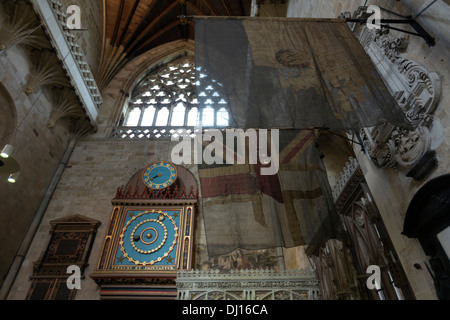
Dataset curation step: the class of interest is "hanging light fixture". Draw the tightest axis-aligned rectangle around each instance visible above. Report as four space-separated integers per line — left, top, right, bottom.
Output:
8 172 20 184
1 144 14 158
0 145 20 182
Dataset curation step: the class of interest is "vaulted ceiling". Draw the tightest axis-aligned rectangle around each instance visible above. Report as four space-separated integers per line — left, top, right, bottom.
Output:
97 0 251 90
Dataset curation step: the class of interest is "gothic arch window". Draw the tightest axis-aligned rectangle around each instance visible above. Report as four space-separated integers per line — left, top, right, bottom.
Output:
122 57 229 134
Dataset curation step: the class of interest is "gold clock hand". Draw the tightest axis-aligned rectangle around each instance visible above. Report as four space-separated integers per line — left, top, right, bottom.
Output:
150 172 163 181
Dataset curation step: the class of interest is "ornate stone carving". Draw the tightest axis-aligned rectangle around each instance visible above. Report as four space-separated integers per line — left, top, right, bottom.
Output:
0 1 49 52
176 269 320 300
23 49 69 95
48 87 85 128
332 157 360 201
360 123 432 170
72 117 96 139
347 8 441 175
388 126 431 168
315 157 415 299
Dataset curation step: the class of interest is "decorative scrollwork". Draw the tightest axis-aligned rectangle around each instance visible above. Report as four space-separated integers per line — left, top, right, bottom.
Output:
349 12 441 175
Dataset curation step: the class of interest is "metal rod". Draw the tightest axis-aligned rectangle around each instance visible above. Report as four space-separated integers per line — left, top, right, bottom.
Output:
379 24 424 37
345 17 435 47
345 18 415 24
314 127 364 148
414 0 438 18
379 7 410 18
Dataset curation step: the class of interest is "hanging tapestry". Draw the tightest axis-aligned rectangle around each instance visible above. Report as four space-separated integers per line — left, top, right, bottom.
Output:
198 129 343 256
195 17 410 130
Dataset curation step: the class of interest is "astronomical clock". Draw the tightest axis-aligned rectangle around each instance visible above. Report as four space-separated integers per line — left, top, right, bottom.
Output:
90 162 197 300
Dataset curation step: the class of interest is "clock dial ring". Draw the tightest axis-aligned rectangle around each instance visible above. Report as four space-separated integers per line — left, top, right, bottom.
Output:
142 161 178 190
130 219 167 254
140 227 158 245
119 210 179 266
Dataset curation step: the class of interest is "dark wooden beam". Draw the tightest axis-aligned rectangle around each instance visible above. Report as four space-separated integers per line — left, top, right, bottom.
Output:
139 1 178 41
238 0 246 16
124 0 163 49
185 1 207 16
220 0 233 15
111 0 125 46
134 20 181 54
202 0 220 15
117 0 141 46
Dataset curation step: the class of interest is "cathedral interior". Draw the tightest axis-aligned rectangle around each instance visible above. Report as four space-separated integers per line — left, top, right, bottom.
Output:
0 0 449 301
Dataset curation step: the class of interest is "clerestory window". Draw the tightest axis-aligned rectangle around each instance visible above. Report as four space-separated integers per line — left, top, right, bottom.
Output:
122 57 229 133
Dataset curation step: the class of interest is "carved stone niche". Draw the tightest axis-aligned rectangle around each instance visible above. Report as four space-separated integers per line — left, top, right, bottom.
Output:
346 7 442 179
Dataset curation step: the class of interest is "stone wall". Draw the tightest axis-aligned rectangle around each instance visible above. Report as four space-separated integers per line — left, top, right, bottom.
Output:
0 25 72 290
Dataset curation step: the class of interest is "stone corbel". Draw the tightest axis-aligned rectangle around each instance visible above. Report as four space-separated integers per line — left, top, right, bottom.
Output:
0 1 49 53
23 49 69 95
72 117 96 139
47 87 85 128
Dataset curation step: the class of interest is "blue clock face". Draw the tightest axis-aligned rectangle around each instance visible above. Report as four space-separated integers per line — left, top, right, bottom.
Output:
143 161 177 190
115 209 181 267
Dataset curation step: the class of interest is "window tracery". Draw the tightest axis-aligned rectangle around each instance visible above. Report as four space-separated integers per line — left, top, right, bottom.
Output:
122 57 229 134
